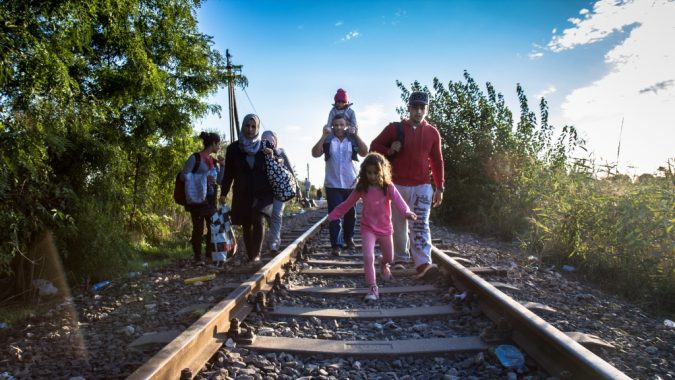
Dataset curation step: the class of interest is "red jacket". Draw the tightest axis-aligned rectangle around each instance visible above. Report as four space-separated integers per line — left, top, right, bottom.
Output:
370 120 444 189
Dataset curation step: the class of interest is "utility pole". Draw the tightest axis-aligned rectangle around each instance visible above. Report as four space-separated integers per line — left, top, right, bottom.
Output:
225 49 243 144
616 117 624 168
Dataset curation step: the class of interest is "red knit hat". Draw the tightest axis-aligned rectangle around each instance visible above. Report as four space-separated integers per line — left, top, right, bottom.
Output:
334 88 348 103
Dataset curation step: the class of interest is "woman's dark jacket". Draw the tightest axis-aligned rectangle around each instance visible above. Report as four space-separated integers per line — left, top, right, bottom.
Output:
220 141 273 225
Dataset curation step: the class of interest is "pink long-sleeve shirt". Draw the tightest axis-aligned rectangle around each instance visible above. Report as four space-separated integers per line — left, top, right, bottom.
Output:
328 184 411 236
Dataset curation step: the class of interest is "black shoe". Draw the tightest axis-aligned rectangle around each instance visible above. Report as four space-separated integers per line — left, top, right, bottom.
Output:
344 239 356 250
415 263 439 281
331 247 341 257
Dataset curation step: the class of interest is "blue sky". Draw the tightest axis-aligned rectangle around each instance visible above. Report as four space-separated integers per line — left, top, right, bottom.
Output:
196 0 674 185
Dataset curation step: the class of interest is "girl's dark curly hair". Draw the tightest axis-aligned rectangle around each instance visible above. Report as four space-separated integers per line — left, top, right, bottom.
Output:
355 152 392 195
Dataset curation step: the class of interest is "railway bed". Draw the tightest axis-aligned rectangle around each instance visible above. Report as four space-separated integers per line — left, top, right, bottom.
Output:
129 215 632 380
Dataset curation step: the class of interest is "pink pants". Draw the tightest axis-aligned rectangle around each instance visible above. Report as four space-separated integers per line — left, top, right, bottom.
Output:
361 229 393 286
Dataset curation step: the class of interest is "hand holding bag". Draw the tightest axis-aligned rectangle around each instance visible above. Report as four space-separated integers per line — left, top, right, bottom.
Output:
264 154 297 202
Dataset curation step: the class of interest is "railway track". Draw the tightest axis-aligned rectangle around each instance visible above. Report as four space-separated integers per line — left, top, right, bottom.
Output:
128 213 632 379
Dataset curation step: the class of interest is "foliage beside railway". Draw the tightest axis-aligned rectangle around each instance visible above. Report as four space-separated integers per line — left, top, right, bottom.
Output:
0 0 228 297
398 74 674 312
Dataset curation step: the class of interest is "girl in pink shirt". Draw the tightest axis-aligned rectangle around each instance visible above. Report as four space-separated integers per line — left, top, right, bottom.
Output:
328 153 416 301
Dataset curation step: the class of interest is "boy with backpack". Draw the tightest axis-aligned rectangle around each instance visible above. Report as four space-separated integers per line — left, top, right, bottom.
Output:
369 91 445 281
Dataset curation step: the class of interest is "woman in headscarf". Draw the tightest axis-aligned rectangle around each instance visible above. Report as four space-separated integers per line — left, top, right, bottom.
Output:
220 114 274 262
261 130 302 254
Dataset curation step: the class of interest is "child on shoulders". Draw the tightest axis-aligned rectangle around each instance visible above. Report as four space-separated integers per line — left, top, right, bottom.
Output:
327 153 416 301
324 88 358 139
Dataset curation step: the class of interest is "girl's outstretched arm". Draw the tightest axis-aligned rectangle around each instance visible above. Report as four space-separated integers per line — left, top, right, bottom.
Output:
389 185 416 220
327 190 361 221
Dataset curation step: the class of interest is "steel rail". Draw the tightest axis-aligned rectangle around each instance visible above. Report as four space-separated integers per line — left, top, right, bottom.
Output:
432 246 632 380
126 215 327 380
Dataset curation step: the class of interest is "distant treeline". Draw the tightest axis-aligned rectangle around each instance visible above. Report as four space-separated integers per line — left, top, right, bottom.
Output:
399 74 674 313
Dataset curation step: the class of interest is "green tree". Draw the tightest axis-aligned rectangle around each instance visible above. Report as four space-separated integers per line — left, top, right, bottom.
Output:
0 0 228 298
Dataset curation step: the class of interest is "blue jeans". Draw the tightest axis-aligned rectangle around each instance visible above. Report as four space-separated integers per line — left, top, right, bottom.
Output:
325 187 355 248
268 199 285 251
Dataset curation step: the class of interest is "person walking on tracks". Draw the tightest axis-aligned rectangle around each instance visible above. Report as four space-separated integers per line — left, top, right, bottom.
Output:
220 114 274 263
370 91 445 281
260 130 302 255
312 114 368 256
328 153 416 301
181 132 224 265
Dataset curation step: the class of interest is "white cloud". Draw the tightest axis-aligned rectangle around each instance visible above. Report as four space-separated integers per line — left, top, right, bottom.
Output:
357 104 387 129
528 51 544 59
549 0 675 173
341 30 360 41
536 85 557 99
335 21 343 27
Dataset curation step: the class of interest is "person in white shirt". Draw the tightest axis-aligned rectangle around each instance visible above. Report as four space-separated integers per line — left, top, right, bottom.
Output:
311 115 367 255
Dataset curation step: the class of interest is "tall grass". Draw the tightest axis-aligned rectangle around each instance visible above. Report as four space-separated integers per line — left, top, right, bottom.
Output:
522 162 674 312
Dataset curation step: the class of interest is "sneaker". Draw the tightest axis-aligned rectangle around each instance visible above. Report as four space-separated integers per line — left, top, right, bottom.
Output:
415 263 439 281
331 247 341 257
344 239 356 250
364 285 379 301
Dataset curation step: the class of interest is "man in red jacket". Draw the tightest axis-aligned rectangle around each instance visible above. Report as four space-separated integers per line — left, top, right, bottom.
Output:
370 91 444 281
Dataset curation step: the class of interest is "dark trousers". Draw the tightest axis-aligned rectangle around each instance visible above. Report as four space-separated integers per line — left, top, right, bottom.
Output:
190 210 212 260
189 194 216 260
241 209 266 260
325 187 355 248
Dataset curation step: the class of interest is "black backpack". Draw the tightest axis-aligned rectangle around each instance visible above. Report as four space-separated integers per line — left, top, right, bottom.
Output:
388 122 404 159
173 153 200 206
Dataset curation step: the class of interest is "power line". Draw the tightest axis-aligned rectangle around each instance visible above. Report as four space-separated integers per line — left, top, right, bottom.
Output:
241 87 264 130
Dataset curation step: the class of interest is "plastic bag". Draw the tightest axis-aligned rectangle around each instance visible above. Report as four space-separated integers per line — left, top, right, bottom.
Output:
495 344 525 370
210 205 237 266
185 172 207 205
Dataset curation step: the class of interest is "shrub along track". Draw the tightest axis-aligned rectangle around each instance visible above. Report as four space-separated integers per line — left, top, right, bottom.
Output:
129 216 631 380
